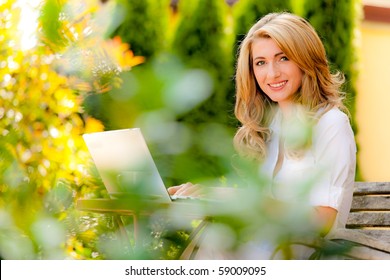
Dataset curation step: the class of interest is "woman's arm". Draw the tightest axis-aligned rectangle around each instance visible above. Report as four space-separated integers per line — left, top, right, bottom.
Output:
309 109 356 234
314 206 337 236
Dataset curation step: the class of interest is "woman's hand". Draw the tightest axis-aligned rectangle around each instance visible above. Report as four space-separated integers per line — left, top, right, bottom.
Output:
167 182 204 198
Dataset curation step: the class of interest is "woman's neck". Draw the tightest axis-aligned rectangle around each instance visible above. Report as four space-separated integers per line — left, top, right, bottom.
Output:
278 102 296 120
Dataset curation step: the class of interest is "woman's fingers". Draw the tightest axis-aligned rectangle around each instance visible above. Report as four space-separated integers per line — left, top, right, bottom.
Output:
175 184 196 196
167 185 181 195
167 182 193 195
167 182 206 198
185 186 205 198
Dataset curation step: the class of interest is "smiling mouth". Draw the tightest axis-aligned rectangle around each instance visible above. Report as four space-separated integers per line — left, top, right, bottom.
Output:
269 80 287 88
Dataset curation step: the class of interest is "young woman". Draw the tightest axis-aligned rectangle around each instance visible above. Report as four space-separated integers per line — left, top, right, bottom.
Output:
168 12 357 258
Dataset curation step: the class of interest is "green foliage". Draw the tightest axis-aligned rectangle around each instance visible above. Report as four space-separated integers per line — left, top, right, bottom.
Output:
168 0 236 184
0 0 93 258
172 0 233 125
86 0 238 186
112 0 170 58
83 52 235 186
302 0 358 124
291 0 305 15
232 0 292 54
39 0 66 50
302 0 360 179
173 0 228 69
0 0 143 260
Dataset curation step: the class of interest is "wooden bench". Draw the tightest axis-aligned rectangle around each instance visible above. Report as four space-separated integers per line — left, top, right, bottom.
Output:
347 182 390 239
326 181 390 259
76 181 390 259
183 182 390 260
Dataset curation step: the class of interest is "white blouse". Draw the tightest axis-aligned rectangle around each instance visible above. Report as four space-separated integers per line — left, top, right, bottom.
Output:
261 107 357 235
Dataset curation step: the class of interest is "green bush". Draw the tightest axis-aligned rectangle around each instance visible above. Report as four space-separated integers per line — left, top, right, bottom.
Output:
232 0 292 56
302 0 360 179
171 0 233 125
302 0 358 125
111 0 170 58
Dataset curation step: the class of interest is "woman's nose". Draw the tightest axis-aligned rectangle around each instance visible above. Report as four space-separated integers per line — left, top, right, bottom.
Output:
268 63 281 78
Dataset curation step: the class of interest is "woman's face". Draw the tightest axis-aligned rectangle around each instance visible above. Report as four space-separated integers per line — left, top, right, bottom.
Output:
252 37 303 110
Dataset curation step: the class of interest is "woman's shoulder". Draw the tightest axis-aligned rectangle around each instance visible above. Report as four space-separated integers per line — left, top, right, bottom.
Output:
316 107 350 128
313 107 355 147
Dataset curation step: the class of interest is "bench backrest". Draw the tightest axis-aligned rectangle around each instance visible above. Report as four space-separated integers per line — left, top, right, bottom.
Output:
347 182 390 242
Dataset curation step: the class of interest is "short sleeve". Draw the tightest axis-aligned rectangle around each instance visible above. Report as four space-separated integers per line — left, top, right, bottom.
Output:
309 109 356 217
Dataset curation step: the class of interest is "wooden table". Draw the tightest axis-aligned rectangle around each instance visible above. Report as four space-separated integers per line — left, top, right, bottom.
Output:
76 197 209 255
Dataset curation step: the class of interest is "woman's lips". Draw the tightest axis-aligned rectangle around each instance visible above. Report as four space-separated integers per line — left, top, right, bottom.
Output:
269 80 287 89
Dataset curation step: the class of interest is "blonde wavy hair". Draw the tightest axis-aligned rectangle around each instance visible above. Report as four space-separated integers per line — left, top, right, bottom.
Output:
233 12 347 161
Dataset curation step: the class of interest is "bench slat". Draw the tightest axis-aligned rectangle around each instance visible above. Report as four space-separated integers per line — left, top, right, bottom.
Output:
354 182 390 195
347 212 390 227
351 195 390 211
330 228 390 254
347 229 390 243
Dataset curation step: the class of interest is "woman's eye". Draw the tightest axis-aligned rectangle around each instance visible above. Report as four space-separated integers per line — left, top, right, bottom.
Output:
256 60 265 66
280 56 289 61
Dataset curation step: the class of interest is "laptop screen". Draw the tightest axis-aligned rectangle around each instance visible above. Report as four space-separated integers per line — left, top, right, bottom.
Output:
83 128 172 202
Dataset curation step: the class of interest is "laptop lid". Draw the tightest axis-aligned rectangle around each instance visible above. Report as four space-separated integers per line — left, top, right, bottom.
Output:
82 128 171 202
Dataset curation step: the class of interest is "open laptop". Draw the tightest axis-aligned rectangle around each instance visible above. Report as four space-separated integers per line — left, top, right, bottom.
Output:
83 128 173 203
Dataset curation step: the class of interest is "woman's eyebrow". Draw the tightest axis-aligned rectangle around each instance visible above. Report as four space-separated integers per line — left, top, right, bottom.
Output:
254 52 285 60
